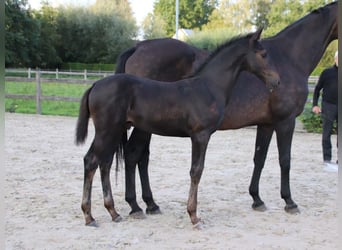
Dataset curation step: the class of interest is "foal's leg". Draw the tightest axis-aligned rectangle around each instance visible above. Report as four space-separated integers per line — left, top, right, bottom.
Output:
99 157 122 222
275 118 299 213
81 142 99 226
249 125 274 211
187 132 210 227
96 130 124 223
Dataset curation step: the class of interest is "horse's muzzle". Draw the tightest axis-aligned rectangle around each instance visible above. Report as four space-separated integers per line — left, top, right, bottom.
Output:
266 71 280 92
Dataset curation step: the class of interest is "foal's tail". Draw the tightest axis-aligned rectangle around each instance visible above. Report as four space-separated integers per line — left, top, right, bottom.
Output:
75 86 93 145
115 46 136 73
114 130 127 182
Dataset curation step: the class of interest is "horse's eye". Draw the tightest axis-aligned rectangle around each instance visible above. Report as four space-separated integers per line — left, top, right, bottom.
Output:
261 51 267 58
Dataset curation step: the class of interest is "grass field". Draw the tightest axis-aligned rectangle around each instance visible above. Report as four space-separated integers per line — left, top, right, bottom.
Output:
5 81 92 116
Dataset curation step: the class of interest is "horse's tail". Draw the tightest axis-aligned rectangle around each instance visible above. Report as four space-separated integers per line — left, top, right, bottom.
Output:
75 86 93 145
115 46 136 73
114 130 128 182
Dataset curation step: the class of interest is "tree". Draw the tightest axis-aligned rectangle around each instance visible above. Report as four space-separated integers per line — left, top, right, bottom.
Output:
203 0 255 33
5 0 40 67
263 0 305 37
153 0 217 36
55 1 137 64
250 0 272 29
89 0 137 62
33 2 62 68
141 12 167 39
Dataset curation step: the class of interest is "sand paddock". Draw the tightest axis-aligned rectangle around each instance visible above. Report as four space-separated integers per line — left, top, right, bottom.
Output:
5 113 338 249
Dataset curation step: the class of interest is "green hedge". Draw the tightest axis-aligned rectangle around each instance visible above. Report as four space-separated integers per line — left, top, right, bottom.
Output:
61 62 115 72
299 106 337 134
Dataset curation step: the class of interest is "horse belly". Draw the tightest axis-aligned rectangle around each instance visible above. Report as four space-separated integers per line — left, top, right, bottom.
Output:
127 108 189 137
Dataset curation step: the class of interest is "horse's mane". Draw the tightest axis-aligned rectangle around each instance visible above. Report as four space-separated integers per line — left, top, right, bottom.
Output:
270 1 336 38
192 31 255 77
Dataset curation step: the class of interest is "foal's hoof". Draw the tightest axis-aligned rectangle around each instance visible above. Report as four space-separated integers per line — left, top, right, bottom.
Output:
129 210 146 219
146 205 161 215
285 204 300 214
252 202 267 212
192 219 204 230
113 215 123 222
86 220 99 227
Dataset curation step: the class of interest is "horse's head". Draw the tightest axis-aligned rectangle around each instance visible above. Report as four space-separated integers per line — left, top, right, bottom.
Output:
245 28 280 92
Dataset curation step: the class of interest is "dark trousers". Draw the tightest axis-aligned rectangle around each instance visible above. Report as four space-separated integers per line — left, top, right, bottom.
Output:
321 101 338 162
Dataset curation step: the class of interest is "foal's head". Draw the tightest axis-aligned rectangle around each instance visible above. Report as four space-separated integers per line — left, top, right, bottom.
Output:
244 28 280 92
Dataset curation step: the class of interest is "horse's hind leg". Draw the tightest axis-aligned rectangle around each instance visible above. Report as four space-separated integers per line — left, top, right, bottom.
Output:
97 132 123 223
81 143 99 226
99 158 122 222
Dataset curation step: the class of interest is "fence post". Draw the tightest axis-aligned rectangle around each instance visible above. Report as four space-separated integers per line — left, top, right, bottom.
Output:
28 68 31 79
36 69 42 114
56 68 59 79
84 69 87 80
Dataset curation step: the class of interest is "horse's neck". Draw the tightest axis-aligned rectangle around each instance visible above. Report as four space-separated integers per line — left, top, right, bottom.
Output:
199 46 245 102
267 5 336 76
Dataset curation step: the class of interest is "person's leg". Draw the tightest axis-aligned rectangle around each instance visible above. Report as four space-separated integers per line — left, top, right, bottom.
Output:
321 102 335 162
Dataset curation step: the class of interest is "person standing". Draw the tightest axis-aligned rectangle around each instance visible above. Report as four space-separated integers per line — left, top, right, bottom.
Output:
312 51 338 171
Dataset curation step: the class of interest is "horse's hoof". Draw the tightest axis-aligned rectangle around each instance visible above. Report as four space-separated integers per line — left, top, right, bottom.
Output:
86 220 98 227
113 215 123 222
192 219 204 230
146 205 162 215
285 204 300 214
129 211 146 219
252 202 267 212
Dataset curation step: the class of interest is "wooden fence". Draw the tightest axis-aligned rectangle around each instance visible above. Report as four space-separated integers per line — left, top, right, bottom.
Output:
5 68 113 114
5 68 113 80
5 68 319 115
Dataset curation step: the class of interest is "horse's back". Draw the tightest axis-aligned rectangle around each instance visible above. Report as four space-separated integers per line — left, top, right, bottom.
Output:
125 38 208 81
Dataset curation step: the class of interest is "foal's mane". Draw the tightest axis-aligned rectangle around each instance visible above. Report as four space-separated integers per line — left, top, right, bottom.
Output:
192 32 255 77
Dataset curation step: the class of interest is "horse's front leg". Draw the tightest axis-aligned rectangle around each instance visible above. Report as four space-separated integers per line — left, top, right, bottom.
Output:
275 118 299 213
249 124 274 211
124 128 160 217
187 131 210 227
138 144 161 215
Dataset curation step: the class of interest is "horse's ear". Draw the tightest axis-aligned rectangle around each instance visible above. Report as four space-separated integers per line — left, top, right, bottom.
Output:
249 28 263 47
253 28 263 41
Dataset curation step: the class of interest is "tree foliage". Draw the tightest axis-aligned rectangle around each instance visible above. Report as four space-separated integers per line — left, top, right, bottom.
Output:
5 0 40 67
153 0 217 36
5 0 337 71
141 13 167 39
203 0 255 33
5 0 137 68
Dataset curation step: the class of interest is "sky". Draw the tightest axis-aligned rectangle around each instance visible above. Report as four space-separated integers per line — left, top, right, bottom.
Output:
28 0 155 24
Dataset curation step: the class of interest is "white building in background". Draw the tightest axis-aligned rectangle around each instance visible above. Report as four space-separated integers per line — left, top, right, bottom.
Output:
173 29 193 41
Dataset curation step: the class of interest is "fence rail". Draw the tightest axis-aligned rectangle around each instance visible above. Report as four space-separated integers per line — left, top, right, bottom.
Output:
5 68 113 80
5 68 319 115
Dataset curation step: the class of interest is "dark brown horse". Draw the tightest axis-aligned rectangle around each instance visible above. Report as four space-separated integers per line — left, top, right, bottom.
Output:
76 29 280 226
115 2 338 217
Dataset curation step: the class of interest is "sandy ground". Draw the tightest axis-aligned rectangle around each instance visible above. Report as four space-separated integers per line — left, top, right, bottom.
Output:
5 113 338 249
